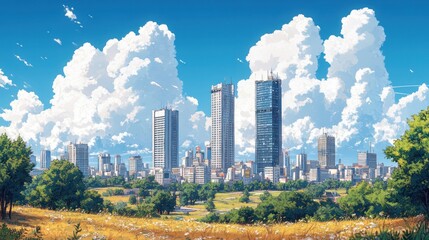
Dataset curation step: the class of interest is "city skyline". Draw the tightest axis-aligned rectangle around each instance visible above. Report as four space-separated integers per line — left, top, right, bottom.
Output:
1 2 429 166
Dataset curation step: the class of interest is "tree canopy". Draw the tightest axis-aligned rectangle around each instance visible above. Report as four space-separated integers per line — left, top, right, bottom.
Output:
385 106 429 217
0 134 33 219
28 160 85 210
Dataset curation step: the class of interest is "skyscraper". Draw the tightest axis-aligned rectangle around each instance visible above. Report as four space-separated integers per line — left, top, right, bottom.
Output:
255 75 282 174
284 149 291 176
40 150 51 169
68 142 89 176
205 143 211 161
210 83 234 172
358 151 377 169
129 155 143 176
114 154 121 173
30 155 37 166
318 133 336 169
152 108 179 170
296 153 307 173
98 153 111 174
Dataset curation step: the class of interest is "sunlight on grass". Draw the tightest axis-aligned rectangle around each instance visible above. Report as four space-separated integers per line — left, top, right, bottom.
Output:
6 206 421 240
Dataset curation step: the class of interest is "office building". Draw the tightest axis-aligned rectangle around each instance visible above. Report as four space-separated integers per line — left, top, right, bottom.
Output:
358 151 377 169
296 153 307 173
255 75 282 174
182 149 193 167
195 146 204 163
152 108 179 171
68 143 89 176
195 165 210 184
40 150 51 169
283 150 290 176
129 155 143 176
318 133 336 169
264 166 280 184
205 143 211 161
114 155 121 173
30 155 37 166
211 83 235 172
98 153 111 174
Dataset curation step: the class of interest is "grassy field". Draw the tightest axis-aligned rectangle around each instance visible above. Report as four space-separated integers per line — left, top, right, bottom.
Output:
89 188 346 220
92 187 130 204
4 206 422 239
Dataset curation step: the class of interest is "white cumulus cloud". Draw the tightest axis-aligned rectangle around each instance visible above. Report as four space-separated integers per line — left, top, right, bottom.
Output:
1 21 209 158
235 8 429 162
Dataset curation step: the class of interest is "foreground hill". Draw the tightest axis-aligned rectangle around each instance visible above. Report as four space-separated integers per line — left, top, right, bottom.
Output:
4 206 421 239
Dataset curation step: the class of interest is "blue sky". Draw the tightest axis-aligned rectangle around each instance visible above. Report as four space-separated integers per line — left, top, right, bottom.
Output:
1 1 429 166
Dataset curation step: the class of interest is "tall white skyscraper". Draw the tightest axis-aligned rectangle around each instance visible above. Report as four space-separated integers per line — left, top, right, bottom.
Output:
210 83 234 172
98 153 111 173
40 150 51 169
152 108 179 171
114 154 121 173
296 153 308 173
68 142 89 176
318 133 336 169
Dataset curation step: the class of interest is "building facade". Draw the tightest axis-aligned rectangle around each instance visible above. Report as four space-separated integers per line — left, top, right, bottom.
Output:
98 153 111 174
40 150 51 169
210 83 235 172
152 108 179 171
296 153 308 173
358 151 377 169
318 133 336 169
30 155 37 166
67 143 89 176
255 76 282 174
129 155 143 177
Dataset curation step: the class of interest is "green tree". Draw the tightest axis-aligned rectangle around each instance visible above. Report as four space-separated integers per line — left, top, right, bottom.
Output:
180 183 199 205
338 181 372 217
338 181 398 218
128 195 137 205
313 199 344 221
239 189 250 203
228 206 256 224
305 184 326 199
136 202 158 218
27 160 85 210
259 190 272 202
80 190 104 213
205 198 215 212
151 190 176 214
385 107 429 217
0 134 34 219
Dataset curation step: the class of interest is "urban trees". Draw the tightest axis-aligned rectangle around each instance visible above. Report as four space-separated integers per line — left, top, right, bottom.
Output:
385 106 429 217
0 134 34 219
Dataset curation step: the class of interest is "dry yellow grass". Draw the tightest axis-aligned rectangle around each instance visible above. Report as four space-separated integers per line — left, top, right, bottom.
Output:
4 206 422 240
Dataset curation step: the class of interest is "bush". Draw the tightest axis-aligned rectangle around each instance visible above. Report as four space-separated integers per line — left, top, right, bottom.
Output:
205 198 215 212
0 223 25 240
239 189 250 203
80 191 104 213
129 195 137 205
313 205 344 221
259 190 272 202
350 221 429 239
136 203 159 218
199 212 220 223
